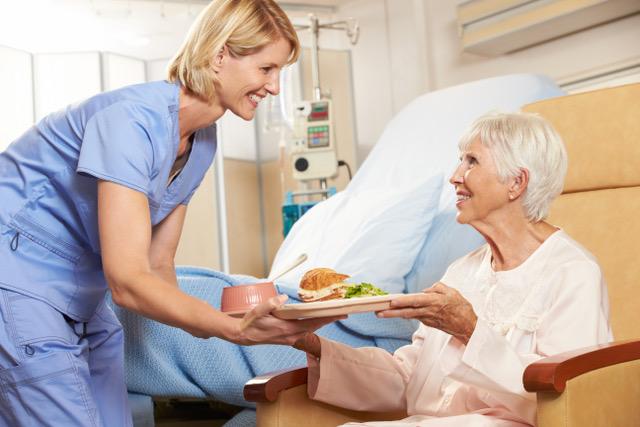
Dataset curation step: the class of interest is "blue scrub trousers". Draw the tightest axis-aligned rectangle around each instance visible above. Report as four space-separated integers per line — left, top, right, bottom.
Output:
0 288 132 426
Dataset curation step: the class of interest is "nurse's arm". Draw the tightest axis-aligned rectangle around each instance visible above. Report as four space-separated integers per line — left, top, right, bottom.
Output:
97 180 237 339
148 205 187 287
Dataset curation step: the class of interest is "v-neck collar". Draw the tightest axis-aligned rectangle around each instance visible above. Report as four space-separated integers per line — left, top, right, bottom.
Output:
165 129 199 194
168 135 194 186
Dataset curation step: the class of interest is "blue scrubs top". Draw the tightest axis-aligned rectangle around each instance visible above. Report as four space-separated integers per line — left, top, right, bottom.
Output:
0 80 217 321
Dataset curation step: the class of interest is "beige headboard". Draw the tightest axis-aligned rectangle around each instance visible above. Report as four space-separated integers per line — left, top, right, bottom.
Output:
522 83 640 340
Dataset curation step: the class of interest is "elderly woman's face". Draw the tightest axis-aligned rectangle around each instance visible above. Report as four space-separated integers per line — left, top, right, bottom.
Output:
449 138 511 225
214 37 292 120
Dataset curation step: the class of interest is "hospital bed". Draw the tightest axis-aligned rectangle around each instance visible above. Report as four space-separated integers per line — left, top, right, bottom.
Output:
245 82 640 426
120 73 566 426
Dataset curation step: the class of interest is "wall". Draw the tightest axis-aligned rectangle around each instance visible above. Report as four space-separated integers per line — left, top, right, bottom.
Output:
0 49 146 149
0 46 33 149
422 1 640 90
334 0 640 154
335 0 430 153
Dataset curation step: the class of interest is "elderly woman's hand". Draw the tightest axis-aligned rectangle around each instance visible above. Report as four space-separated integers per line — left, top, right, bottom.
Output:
377 282 477 344
234 295 344 346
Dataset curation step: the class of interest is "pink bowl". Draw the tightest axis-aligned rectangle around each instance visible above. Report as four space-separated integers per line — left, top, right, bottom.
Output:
221 282 278 314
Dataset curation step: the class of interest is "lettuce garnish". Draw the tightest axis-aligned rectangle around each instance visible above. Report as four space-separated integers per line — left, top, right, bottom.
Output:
344 283 388 298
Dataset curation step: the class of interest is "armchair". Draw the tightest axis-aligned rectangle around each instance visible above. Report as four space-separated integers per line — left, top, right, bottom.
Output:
244 83 640 427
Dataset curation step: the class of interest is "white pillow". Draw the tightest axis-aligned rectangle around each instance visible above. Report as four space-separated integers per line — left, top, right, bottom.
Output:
269 174 443 294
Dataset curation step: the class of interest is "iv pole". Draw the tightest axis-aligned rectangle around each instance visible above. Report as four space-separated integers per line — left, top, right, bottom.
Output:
309 15 322 102
293 14 360 190
278 14 360 238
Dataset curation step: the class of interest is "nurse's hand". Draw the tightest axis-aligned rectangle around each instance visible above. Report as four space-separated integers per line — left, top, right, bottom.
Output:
376 282 477 344
234 295 345 346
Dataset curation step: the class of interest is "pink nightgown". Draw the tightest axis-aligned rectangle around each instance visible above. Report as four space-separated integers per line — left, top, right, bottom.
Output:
308 230 612 426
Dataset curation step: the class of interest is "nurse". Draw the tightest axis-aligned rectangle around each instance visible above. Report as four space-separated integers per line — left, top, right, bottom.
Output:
0 1 335 426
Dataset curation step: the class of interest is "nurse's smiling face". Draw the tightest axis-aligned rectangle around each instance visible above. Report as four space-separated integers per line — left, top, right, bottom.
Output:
213 37 292 120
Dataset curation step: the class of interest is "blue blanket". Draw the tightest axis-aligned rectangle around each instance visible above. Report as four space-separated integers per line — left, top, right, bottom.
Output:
112 266 416 409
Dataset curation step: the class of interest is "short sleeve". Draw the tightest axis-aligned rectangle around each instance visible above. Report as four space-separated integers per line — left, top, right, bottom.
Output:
180 186 198 206
77 102 157 196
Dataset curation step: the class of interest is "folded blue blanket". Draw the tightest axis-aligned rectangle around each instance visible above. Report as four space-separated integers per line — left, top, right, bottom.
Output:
113 266 416 410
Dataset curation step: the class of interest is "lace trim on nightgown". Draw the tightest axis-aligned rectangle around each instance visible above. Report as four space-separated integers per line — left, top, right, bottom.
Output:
465 250 552 337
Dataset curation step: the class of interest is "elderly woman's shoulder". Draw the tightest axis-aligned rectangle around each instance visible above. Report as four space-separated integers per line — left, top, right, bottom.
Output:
542 230 603 283
549 230 600 264
446 244 490 273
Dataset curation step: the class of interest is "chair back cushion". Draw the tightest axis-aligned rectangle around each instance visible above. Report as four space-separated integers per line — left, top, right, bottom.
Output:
523 83 640 340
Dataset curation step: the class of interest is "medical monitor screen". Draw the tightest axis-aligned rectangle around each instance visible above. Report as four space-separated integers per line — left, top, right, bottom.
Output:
308 101 329 122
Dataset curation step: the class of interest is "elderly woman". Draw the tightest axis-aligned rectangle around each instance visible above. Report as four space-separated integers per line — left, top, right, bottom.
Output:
294 112 612 426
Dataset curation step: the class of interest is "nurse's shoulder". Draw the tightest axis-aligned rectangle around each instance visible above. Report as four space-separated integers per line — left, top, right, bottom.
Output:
77 80 179 131
74 81 181 198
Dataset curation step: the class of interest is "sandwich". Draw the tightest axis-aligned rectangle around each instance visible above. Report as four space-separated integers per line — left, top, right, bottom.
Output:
298 268 351 302
298 268 388 302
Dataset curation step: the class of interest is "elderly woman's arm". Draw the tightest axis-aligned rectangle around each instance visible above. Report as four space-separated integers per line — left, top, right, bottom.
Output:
297 327 431 413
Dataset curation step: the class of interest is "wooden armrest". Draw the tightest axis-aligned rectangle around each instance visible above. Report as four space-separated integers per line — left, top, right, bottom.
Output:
523 340 640 393
244 366 308 403
245 340 640 401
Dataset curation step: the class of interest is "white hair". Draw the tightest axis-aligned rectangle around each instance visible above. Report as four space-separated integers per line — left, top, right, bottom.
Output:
458 111 568 222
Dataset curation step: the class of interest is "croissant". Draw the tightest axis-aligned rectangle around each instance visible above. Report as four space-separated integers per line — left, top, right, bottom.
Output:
298 268 350 302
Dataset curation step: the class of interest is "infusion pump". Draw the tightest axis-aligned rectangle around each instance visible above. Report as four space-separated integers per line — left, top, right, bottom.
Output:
290 100 338 181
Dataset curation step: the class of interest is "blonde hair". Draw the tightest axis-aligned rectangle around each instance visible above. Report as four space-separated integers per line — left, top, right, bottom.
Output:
459 111 568 222
168 0 300 101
